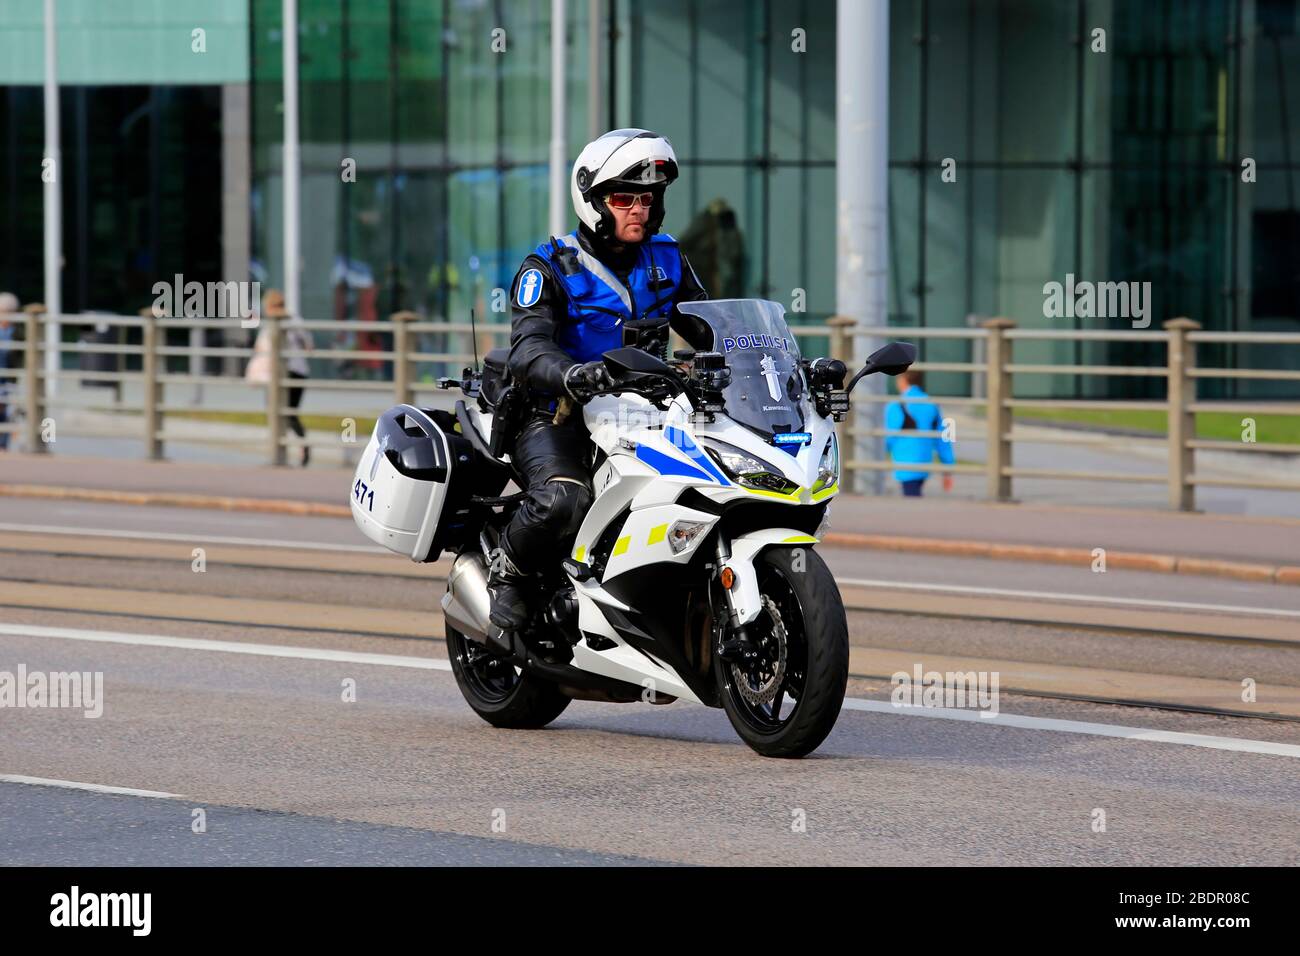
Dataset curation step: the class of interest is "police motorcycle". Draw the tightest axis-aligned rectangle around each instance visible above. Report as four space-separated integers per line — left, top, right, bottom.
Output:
350 298 915 757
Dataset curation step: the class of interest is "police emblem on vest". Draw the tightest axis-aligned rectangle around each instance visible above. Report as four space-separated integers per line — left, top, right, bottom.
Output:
538 230 683 366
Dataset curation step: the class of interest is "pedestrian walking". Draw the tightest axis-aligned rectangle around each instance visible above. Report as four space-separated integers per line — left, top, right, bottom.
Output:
885 370 955 496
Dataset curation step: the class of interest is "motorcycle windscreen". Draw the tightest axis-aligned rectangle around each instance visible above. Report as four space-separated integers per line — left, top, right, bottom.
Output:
674 299 806 438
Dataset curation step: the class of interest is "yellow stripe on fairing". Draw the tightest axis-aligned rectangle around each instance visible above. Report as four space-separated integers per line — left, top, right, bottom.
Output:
742 486 803 502
647 523 668 545
574 545 586 561
612 535 631 556
811 483 839 501
782 534 817 543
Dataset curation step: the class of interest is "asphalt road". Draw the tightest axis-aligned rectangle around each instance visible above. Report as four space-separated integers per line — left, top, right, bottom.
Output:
2 498 1299 866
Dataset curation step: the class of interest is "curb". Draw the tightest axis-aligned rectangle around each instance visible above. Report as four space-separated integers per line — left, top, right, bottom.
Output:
5 482 1297 586
817 530 1299 585
0 483 350 519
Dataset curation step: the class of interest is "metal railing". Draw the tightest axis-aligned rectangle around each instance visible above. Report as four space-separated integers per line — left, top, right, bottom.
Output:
4 307 511 465
5 308 1298 511
824 316 1300 510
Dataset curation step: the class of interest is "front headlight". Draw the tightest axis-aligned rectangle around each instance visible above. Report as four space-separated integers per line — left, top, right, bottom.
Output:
816 434 839 488
706 442 770 479
703 440 799 495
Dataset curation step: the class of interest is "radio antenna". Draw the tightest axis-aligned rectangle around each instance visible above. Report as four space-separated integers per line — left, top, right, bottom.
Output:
469 307 480 371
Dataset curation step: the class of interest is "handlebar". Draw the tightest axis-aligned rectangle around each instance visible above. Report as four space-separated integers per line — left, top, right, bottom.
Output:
589 372 681 403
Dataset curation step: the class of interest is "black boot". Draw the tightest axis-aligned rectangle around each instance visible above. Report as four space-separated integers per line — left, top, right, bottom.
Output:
486 545 533 630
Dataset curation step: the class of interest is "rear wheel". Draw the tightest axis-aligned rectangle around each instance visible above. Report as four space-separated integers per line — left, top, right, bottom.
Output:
446 625 571 728
714 547 848 758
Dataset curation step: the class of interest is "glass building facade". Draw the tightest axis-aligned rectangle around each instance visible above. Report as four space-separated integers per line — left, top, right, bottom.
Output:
0 0 246 317
2 0 1297 397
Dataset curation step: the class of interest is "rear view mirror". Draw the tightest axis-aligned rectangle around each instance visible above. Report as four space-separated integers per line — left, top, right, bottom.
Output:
845 341 917 394
865 341 917 376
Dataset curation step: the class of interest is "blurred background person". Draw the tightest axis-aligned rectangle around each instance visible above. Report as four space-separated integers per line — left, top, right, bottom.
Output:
245 288 312 466
0 292 19 450
679 198 746 299
885 369 954 497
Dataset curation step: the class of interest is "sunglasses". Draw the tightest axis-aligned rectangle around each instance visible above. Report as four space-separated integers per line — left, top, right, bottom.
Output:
604 191 655 209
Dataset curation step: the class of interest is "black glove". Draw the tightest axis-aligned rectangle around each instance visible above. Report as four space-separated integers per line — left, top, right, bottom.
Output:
563 360 617 404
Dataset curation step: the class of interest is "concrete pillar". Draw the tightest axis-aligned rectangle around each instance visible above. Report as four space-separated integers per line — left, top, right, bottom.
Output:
836 0 890 494
588 0 602 140
282 0 301 320
222 82 252 376
550 0 569 237
43 0 61 399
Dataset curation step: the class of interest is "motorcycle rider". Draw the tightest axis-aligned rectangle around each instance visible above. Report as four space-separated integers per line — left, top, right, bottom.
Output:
487 128 709 631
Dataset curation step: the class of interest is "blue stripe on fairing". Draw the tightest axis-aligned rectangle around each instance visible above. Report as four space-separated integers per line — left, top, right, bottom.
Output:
635 443 714 483
662 426 731 486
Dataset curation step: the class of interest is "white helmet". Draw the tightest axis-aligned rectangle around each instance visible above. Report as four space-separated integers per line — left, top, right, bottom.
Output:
570 128 679 239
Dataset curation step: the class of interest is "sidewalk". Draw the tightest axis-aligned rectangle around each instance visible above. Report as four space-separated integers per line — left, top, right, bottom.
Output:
823 494 1300 568
3 452 1297 582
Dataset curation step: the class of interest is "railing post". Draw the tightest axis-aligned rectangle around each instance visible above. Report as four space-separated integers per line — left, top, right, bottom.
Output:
391 310 418 406
141 313 163 459
1164 317 1200 512
827 314 854 366
22 306 45 454
266 311 286 466
983 317 1016 501
827 314 857 486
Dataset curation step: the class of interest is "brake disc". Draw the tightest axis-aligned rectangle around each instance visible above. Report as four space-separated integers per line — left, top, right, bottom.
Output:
731 594 788 707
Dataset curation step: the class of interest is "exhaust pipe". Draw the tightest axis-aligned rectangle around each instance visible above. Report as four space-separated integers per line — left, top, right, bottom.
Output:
441 552 504 649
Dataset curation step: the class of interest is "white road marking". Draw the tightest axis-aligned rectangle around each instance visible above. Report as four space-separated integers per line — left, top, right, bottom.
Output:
0 521 383 554
0 774 182 799
838 576 1300 620
4 622 1297 759
0 622 452 671
839 698 1300 759
51 504 271 528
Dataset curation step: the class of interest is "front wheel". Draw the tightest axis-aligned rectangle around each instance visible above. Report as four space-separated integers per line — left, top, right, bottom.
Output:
714 547 849 758
446 625 571 728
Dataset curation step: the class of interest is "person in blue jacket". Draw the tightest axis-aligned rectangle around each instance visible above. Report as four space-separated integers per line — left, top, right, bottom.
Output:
884 370 954 496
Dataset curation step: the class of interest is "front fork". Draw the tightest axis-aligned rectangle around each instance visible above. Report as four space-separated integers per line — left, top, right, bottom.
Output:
714 532 760 665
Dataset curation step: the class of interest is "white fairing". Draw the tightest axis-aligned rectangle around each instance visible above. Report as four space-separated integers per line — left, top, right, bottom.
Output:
556 378 837 695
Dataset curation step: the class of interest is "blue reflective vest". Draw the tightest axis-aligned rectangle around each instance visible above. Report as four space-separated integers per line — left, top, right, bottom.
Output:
536 231 684 364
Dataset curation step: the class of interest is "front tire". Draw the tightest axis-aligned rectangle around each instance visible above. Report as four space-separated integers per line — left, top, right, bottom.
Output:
446 625 571 728
715 547 848 758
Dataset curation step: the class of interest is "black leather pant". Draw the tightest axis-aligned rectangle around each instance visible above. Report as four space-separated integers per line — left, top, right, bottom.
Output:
497 412 594 576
